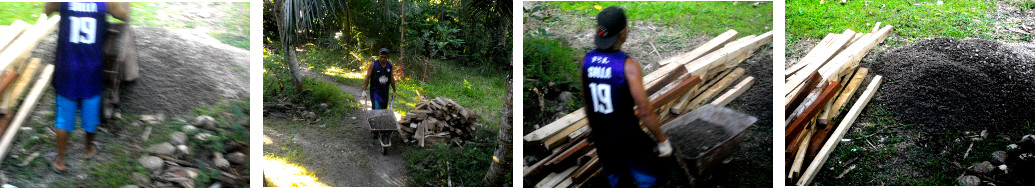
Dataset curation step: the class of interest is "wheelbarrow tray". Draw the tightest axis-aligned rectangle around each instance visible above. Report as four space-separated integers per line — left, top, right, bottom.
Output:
366 109 400 132
660 104 757 176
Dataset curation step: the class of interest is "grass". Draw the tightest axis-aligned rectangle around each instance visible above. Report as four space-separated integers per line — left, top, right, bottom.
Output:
787 0 995 40
0 2 249 49
543 1 773 36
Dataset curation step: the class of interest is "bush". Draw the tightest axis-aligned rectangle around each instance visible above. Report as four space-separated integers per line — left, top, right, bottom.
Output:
523 36 583 128
403 130 501 187
263 48 358 114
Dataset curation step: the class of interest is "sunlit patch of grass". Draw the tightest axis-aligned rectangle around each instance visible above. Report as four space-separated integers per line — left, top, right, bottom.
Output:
263 156 328 187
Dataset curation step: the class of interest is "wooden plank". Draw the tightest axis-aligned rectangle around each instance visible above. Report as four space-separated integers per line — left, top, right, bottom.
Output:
682 34 754 79
786 81 842 148
645 65 686 95
785 29 856 96
0 64 53 164
548 139 592 165
677 68 745 114
543 118 588 150
685 31 772 80
570 156 600 183
537 166 577 188
819 25 893 83
0 20 29 53
820 67 868 123
524 108 586 142
797 75 882 185
0 16 59 73
670 68 735 114
711 76 755 106
786 34 837 79
649 75 702 113
788 127 814 179
785 72 820 115
659 29 738 66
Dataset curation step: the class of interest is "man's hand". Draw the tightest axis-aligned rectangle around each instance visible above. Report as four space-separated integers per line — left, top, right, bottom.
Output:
657 139 673 157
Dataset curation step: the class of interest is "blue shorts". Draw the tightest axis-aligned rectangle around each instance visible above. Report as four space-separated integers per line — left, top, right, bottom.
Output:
603 159 657 188
55 94 101 133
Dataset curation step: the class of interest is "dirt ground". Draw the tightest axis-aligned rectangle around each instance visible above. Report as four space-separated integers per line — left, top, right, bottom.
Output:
262 73 408 187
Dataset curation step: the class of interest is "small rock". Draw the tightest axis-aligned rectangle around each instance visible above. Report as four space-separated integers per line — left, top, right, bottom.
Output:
227 152 247 164
137 155 163 172
319 103 328 109
1007 144 1021 152
980 130 988 139
1019 152 1035 162
1019 135 1035 149
998 164 1008 174
556 91 573 103
195 133 214 141
182 125 198 133
213 153 230 169
971 161 995 174
176 145 190 155
957 175 980 186
992 151 1008 165
208 182 222 188
130 172 150 186
156 113 165 122
170 132 188 145
303 111 317 119
114 112 122 120
192 115 216 129
140 115 156 122
119 185 139 188
146 142 176 156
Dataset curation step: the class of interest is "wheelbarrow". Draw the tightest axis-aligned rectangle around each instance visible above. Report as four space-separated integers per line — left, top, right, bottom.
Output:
660 104 757 186
101 9 140 122
365 95 400 155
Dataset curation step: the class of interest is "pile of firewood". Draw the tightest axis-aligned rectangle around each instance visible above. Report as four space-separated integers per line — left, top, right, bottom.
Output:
0 14 61 165
784 22 891 185
399 97 480 147
524 29 772 187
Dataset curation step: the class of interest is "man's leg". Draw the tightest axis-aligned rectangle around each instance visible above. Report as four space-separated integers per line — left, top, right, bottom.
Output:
53 95 79 171
628 160 658 188
80 95 102 158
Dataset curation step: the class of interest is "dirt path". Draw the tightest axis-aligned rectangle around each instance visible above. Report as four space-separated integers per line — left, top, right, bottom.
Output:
263 73 408 186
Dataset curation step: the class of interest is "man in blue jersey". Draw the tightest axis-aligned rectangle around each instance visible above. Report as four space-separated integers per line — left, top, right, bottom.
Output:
363 48 398 109
579 6 672 188
45 2 129 172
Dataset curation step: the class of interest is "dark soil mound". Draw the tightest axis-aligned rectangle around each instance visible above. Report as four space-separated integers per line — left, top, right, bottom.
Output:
669 120 731 158
871 37 1035 132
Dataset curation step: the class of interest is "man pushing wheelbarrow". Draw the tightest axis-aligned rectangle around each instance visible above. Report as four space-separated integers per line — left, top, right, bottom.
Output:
363 48 400 155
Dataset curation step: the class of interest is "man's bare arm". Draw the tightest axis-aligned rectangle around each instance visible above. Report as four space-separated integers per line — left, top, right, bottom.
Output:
106 2 130 21
625 58 667 143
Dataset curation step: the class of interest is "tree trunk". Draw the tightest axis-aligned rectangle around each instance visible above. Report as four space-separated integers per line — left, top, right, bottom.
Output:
483 77 512 186
279 0 303 91
285 45 304 91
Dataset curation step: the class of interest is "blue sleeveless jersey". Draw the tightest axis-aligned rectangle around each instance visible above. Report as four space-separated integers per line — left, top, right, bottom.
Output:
54 2 108 99
369 60 392 103
580 50 655 161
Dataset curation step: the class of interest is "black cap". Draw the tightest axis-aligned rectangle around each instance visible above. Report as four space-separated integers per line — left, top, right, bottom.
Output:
379 48 390 55
594 6 627 50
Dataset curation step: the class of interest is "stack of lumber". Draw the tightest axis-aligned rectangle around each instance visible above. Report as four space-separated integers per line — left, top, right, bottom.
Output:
784 22 891 185
524 29 771 187
0 14 61 164
398 97 480 147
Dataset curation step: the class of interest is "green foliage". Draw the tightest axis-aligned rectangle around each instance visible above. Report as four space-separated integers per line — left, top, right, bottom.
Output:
0 2 44 25
522 36 582 128
264 48 360 114
787 0 994 40
403 131 497 187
